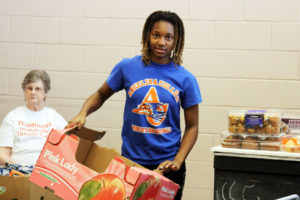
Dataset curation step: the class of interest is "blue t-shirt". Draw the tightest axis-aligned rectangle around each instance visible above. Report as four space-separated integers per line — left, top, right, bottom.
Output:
107 55 202 165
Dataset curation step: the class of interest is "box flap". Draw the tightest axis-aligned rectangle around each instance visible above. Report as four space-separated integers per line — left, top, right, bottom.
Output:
46 127 105 163
105 157 141 185
83 145 120 173
48 129 65 145
75 137 94 164
66 127 105 141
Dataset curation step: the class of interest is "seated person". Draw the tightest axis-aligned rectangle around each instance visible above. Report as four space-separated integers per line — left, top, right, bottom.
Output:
0 70 67 166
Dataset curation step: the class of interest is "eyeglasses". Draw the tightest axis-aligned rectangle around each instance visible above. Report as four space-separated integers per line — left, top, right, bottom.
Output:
25 86 44 93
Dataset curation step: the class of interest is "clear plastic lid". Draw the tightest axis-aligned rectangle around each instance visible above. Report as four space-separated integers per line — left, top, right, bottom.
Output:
228 109 282 135
221 131 282 151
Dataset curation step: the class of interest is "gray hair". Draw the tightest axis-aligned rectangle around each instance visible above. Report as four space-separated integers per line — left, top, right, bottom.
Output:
22 70 51 93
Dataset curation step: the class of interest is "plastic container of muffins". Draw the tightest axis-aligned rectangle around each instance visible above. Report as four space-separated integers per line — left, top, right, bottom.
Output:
221 131 282 151
228 110 281 135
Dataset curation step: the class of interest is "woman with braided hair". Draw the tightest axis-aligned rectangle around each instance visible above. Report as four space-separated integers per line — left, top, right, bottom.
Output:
68 10 202 200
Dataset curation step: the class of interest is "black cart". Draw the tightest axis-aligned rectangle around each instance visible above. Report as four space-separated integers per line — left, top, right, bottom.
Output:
212 146 300 200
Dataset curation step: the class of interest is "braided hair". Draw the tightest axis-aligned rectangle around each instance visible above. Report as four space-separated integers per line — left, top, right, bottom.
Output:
141 11 185 66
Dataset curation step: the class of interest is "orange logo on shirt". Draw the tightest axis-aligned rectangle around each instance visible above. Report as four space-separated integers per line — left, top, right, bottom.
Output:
17 121 52 138
132 87 168 126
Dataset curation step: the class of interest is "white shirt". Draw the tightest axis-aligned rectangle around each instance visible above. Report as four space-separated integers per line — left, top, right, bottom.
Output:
0 106 67 165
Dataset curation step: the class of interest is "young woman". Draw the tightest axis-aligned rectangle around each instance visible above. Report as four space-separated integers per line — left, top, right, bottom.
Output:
0 70 67 166
68 10 202 200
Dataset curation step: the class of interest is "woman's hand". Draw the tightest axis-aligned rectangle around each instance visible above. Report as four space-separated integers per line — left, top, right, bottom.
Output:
155 160 182 174
0 147 12 165
66 113 86 129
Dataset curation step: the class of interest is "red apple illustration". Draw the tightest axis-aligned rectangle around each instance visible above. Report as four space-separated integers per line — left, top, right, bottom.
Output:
133 176 162 200
78 174 126 200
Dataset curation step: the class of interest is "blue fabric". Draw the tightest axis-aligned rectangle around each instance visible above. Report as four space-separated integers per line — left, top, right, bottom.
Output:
0 163 33 176
107 55 202 165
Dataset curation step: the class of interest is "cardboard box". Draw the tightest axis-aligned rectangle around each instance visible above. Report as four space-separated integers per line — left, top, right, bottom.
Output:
103 157 179 200
0 175 61 200
29 127 179 200
0 176 30 200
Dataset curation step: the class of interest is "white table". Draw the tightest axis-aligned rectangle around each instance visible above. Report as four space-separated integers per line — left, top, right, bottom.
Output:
211 146 300 161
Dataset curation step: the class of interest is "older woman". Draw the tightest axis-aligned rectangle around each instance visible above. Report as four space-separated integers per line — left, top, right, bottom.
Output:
0 70 67 166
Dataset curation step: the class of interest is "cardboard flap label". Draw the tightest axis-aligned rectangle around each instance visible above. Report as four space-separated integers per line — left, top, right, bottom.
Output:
48 129 64 145
105 157 140 185
105 158 142 197
125 167 140 185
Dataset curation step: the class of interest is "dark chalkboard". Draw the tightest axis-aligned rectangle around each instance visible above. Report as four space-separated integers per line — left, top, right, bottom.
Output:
214 156 300 200
214 170 300 200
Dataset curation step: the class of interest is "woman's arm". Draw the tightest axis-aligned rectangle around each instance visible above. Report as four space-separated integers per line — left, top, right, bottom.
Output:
0 147 12 165
67 81 114 129
157 104 199 172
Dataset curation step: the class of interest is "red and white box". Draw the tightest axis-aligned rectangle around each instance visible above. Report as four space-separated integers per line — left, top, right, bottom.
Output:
29 127 179 200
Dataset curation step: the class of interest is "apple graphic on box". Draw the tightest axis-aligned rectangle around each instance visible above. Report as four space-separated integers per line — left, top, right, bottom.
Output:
78 174 125 200
133 176 162 200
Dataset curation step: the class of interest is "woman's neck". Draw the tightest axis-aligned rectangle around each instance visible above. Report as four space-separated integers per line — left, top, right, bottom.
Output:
26 102 45 111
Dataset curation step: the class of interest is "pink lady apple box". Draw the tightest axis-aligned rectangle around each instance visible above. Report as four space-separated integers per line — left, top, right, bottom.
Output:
29 127 103 200
104 157 179 200
29 127 179 200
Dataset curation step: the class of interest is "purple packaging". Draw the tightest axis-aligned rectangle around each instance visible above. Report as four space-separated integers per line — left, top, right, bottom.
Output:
245 110 266 129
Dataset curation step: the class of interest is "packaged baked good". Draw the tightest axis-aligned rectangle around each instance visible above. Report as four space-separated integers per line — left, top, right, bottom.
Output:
221 132 243 149
281 114 300 133
281 133 300 153
245 110 265 130
228 110 281 135
228 110 246 134
259 136 281 151
281 121 289 133
221 131 282 152
263 112 281 134
241 135 260 150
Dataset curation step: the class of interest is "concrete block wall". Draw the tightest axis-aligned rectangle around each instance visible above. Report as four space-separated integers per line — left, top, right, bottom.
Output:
0 0 300 199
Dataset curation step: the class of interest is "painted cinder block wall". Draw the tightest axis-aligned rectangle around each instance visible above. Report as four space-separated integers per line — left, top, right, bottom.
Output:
0 0 300 199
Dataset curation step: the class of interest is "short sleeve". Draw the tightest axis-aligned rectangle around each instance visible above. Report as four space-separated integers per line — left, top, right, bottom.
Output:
180 75 202 109
106 59 125 92
0 113 15 147
54 112 68 129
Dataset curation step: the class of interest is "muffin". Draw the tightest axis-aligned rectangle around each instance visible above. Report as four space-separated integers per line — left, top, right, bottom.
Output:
264 112 281 135
236 124 246 134
228 111 245 133
228 125 237 133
